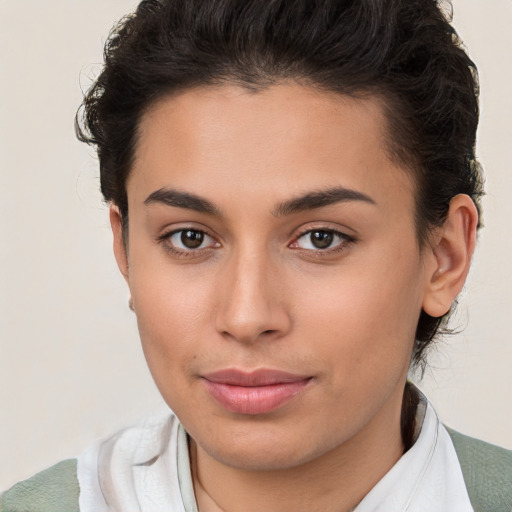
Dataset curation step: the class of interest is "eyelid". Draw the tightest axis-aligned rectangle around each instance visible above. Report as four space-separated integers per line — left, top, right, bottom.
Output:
288 225 356 253
157 222 218 242
157 225 221 257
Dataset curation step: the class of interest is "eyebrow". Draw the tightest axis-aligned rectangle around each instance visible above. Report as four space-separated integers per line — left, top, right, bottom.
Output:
272 186 376 217
144 185 375 217
144 188 223 216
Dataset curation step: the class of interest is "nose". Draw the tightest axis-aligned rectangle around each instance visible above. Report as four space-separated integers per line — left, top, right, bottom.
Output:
215 250 291 344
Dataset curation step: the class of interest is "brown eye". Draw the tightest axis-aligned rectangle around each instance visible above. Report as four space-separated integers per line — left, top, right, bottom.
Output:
293 229 351 251
166 229 217 252
310 230 334 249
181 230 204 248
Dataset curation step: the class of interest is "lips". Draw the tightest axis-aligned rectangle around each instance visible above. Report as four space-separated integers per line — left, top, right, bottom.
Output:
202 369 312 415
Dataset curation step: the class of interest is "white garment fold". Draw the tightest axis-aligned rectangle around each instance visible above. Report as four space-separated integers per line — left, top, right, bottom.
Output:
78 410 187 512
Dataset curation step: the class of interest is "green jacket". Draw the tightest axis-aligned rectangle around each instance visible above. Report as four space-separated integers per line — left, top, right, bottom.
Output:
1 429 511 512
447 428 512 511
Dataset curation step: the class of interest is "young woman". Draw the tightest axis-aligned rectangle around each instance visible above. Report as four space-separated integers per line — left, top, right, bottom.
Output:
2 0 511 510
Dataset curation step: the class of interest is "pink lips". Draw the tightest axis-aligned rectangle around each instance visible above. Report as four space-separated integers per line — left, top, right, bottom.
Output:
202 369 312 415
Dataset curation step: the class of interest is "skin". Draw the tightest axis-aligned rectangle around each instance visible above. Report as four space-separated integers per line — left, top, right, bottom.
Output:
110 84 478 512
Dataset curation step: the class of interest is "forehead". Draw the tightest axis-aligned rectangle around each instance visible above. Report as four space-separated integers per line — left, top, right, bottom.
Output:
129 84 415 214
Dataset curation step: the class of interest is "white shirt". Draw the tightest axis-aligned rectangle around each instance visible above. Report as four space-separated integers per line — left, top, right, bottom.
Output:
77 397 474 511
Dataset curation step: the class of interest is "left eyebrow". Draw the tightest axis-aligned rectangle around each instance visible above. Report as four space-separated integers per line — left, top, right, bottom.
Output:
144 188 223 217
272 186 376 217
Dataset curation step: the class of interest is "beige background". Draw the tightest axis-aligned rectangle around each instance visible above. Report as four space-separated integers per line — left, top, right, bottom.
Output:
0 0 511 490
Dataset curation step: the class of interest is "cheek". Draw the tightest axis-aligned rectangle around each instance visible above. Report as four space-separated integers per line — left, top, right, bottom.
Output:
293 248 424 378
128 257 216 385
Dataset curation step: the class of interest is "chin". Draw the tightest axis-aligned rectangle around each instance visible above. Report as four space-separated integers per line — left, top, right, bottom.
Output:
191 419 339 472
204 442 317 472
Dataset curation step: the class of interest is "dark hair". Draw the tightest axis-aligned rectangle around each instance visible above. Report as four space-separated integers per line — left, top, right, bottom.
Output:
76 0 484 368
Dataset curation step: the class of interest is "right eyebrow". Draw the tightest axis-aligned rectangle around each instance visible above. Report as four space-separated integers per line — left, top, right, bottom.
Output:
144 188 223 217
272 186 376 217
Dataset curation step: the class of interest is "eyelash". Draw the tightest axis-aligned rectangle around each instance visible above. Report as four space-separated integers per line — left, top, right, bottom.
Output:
289 228 356 256
157 227 355 258
157 228 219 258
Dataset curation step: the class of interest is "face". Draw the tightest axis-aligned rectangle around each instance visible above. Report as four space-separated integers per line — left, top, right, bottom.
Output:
117 84 433 471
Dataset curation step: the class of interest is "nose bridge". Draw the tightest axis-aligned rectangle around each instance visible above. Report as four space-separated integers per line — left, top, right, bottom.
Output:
216 242 289 343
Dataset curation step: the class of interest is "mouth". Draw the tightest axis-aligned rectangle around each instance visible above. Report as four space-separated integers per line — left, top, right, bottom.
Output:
201 368 313 415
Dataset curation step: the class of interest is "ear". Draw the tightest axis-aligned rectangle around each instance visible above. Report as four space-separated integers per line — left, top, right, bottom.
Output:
422 194 479 318
109 205 130 283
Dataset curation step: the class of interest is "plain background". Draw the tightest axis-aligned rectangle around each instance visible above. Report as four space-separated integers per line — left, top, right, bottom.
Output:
0 0 511 490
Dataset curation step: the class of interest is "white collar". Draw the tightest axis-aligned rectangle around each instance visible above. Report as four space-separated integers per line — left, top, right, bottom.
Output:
353 397 474 511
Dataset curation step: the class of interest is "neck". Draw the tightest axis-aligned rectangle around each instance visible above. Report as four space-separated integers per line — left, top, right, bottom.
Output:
191 384 411 512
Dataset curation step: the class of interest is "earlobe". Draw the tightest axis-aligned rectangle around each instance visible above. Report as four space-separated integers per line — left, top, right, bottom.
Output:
422 194 478 318
109 206 130 282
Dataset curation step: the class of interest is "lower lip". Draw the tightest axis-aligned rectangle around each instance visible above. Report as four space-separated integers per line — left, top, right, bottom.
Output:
203 379 311 415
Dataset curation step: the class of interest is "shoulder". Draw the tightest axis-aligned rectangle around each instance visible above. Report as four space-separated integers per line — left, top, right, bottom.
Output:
446 427 512 512
0 459 80 512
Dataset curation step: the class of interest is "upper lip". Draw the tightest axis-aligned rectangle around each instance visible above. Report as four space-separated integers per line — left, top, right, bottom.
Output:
202 368 312 387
